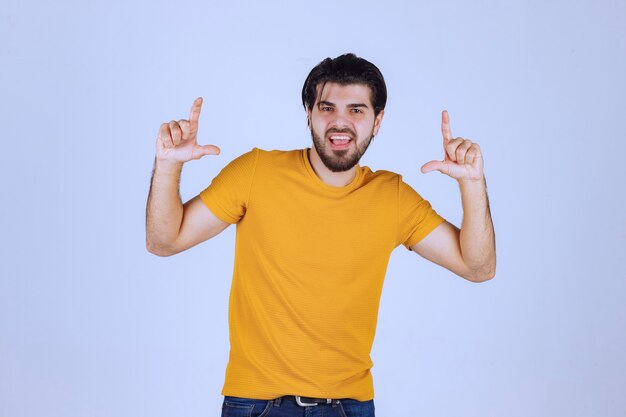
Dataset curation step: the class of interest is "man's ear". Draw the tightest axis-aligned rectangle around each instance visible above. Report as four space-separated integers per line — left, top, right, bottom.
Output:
373 109 385 136
306 108 312 127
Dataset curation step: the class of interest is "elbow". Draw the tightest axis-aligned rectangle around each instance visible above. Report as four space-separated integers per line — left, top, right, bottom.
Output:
470 269 496 283
146 239 177 257
462 263 496 283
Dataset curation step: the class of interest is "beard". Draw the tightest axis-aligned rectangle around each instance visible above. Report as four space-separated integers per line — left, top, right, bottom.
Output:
310 126 375 172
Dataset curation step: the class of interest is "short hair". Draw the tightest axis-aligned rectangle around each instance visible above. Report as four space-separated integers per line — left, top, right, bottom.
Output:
301 53 387 116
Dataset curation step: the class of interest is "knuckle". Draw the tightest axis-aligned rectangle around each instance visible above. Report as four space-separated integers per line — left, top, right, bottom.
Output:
159 129 171 141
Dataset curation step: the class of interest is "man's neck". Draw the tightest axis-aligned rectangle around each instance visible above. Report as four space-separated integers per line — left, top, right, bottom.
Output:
307 148 357 187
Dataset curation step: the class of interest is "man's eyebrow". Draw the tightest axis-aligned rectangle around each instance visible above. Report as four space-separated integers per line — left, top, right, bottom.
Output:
317 101 370 108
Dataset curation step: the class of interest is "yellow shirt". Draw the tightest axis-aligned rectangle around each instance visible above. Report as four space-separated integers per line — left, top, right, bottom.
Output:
200 148 445 401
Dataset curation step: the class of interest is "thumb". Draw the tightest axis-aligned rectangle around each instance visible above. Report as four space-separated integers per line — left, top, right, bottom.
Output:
420 160 449 175
192 144 221 160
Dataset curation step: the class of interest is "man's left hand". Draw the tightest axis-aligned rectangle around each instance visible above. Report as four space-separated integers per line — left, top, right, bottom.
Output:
420 110 484 182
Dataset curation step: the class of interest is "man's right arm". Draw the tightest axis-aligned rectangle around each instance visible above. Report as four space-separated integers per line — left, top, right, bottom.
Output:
145 97 228 257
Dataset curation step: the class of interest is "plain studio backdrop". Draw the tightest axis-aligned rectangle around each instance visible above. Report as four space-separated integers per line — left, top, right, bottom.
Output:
1 1 624 416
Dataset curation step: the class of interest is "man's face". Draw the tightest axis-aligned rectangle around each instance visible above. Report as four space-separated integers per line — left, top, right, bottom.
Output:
308 82 384 172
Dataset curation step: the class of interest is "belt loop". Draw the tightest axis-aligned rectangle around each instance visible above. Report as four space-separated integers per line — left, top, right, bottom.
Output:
274 397 282 407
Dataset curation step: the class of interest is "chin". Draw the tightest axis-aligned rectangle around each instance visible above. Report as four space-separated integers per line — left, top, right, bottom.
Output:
311 128 372 172
321 150 360 172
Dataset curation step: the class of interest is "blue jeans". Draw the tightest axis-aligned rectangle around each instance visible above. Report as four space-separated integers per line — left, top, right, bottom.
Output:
221 395 375 417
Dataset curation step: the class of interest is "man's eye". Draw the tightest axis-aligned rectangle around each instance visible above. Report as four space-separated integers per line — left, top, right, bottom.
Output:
351 108 363 113
321 106 333 111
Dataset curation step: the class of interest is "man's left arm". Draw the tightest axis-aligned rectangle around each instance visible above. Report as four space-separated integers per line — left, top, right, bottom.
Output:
411 110 496 283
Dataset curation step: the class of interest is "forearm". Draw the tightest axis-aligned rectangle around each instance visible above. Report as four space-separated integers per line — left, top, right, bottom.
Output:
458 177 496 280
145 158 185 254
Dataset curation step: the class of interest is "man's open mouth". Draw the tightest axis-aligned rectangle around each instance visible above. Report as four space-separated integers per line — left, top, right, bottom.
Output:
328 134 353 149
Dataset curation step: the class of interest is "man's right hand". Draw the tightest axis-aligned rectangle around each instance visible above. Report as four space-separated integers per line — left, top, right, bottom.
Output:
156 97 221 163
147 97 229 256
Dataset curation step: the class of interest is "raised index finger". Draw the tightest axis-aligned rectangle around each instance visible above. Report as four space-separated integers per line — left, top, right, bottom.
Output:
441 110 453 143
189 97 203 124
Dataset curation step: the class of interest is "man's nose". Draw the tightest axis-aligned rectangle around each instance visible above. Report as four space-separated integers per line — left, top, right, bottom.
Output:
330 111 351 128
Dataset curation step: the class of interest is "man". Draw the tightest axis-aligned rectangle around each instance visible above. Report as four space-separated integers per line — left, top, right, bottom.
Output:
146 53 495 417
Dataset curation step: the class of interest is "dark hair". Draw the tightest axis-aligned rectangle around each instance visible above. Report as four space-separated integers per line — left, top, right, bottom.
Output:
301 53 387 116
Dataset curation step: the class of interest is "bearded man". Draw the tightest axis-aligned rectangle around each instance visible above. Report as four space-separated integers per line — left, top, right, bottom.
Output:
146 53 496 417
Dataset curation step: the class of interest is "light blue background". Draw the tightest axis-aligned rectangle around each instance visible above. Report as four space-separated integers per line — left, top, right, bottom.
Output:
1 1 625 416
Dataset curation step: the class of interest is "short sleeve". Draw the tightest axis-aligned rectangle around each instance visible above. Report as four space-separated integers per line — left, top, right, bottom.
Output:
199 148 259 224
397 178 446 250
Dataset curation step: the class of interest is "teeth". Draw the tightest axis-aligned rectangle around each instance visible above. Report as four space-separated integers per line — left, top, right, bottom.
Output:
330 135 350 140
